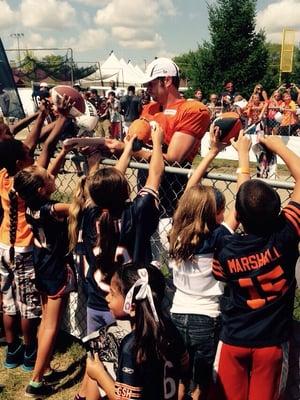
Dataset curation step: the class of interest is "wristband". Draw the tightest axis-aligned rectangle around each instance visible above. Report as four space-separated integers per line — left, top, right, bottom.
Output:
236 167 250 174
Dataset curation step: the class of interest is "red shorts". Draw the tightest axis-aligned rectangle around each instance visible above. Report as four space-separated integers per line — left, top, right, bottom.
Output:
212 341 289 400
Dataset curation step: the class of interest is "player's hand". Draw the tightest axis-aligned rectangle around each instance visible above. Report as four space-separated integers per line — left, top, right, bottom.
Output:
104 138 125 154
259 135 284 153
150 121 163 146
230 130 251 153
86 352 105 382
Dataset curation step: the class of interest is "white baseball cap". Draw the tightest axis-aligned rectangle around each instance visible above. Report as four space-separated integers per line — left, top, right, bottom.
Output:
40 82 49 88
141 57 179 84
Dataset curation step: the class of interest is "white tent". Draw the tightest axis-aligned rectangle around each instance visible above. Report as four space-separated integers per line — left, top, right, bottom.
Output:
119 58 142 84
134 64 146 79
81 52 145 86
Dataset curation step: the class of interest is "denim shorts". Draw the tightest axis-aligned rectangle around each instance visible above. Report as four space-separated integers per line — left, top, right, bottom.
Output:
86 306 115 335
171 313 221 390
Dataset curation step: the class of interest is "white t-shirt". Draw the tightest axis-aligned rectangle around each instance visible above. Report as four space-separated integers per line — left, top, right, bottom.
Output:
170 224 232 318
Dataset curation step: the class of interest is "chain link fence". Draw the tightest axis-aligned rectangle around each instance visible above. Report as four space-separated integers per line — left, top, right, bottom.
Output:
57 155 300 399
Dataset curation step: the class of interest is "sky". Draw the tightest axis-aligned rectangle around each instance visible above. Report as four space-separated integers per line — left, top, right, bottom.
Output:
1 0 300 70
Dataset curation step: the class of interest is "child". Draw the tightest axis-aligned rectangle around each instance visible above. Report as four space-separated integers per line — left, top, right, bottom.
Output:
86 263 189 400
168 126 251 400
212 135 300 400
0 101 53 372
72 121 164 400
245 93 267 129
13 104 77 398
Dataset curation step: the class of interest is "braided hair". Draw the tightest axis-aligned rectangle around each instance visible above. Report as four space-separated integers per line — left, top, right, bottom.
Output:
8 189 18 265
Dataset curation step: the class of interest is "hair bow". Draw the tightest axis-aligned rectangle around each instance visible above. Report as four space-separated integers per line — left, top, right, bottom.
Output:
123 268 159 322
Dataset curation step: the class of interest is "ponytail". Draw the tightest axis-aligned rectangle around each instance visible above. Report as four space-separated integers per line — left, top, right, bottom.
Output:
68 175 87 251
95 208 119 283
8 189 18 265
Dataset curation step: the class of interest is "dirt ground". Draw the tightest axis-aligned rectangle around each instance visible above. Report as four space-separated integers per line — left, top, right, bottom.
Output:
0 332 85 400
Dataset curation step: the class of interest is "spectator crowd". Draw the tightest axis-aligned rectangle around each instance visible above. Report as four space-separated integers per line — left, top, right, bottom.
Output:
0 58 299 400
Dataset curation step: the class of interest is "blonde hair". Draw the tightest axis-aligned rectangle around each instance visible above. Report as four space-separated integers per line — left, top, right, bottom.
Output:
169 185 217 262
68 175 87 251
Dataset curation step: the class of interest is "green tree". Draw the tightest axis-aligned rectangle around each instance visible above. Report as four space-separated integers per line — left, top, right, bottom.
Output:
175 0 269 98
18 53 96 82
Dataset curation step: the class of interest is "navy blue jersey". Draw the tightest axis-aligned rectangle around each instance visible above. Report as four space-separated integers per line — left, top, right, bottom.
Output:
26 201 71 296
82 188 159 311
115 327 187 400
82 206 113 311
213 201 300 347
119 187 159 265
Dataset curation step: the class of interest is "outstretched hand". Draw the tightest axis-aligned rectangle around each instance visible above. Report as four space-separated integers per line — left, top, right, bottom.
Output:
259 135 284 153
230 130 251 153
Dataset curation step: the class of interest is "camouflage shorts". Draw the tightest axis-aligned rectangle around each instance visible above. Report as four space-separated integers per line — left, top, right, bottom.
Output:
0 248 41 319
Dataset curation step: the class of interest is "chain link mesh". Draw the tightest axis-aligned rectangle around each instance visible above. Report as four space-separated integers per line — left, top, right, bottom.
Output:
58 155 300 399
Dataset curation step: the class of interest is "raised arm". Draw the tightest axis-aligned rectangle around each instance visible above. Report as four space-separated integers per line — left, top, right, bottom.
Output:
144 121 164 192
225 131 251 230
231 131 251 189
9 111 39 136
48 141 75 177
259 135 300 203
185 124 225 192
36 95 73 169
23 101 49 153
114 134 136 174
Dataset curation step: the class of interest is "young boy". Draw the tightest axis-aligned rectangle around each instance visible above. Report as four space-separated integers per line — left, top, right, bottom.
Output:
212 135 300 400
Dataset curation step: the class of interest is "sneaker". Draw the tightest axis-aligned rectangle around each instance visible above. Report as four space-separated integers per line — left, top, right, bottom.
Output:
25 382 52 398
43 369 66 385
21 348 37 372
4 342 24 369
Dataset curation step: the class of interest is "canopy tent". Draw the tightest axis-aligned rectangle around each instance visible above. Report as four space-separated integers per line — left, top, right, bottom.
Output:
81 52 145 86
134 64 146 79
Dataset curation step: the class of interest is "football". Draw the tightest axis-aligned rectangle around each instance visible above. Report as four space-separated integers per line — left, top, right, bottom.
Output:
51 85 86 117
127 118 152 143
76 100 98 131
213 112 242 144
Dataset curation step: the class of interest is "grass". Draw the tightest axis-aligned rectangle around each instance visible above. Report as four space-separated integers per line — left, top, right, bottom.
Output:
0 332 86 400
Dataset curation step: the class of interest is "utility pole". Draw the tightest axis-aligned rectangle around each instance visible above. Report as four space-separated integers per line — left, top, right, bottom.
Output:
10 33 24 66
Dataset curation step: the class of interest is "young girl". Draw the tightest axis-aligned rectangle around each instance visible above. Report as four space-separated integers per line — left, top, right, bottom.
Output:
0 101 54 373
13 103 77 398
168 125 251 400
86 263 189 400
72 122 164 400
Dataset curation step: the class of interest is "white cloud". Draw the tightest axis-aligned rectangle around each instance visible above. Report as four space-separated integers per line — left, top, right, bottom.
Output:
26 32 57 48
0 1 16 29
257 0 300 42
94 0 174 52
95 0 160 28
72 0 109 6
119 33 164 50
64 28 108 52
159 0 177 17
94 0 176 27
20 0 76 30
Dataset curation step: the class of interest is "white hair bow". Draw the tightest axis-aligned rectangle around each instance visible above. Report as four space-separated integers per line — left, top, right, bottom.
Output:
123 268 159 322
